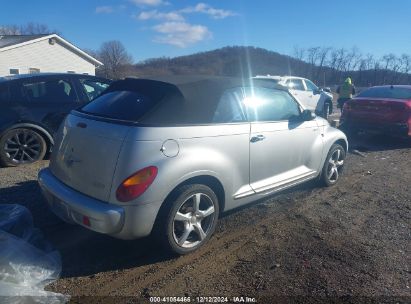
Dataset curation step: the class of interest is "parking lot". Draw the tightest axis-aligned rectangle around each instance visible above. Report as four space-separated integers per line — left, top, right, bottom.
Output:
0 133 409 303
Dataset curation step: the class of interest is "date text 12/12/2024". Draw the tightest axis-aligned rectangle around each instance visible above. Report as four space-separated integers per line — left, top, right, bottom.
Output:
149 296 257 303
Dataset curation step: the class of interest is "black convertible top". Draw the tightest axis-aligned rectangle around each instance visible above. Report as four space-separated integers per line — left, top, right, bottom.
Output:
81 75 289 125
111 75 286 99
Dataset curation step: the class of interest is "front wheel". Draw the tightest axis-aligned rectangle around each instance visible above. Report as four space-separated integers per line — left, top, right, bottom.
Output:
0 128 47 167
319 144 346 187
160 184 220 255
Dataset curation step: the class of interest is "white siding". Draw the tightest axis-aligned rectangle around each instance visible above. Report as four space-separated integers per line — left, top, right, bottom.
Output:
0 39 96 76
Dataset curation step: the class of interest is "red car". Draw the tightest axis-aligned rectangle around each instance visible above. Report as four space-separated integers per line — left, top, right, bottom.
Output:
340 85 411 137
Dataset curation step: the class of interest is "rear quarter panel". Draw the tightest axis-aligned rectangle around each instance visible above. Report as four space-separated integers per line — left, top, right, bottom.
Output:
109 124 251 211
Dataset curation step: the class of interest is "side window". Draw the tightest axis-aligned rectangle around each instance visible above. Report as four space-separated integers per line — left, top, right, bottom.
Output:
22 79 77 103
212 88 246 123
243 87 300 122
80 79 110 101
304 79 318 91
286 79 305 91
0 84 10 103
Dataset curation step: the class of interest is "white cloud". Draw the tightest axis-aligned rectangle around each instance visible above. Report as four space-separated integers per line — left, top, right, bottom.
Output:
152 22 212 48
137 10 184 21
95 6 114 14
180 3 237 19
130 0 167 6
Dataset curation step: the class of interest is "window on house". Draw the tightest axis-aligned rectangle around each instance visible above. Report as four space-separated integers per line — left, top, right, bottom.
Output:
29 68 40 74
9 69 19 75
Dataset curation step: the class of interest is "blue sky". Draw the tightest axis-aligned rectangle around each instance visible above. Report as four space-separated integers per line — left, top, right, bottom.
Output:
1 0 410 63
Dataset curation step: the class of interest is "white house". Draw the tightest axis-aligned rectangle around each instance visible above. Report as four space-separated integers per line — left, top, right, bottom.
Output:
0 34 102 76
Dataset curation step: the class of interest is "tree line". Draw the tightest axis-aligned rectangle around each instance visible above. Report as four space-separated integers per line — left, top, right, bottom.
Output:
293 46 411 87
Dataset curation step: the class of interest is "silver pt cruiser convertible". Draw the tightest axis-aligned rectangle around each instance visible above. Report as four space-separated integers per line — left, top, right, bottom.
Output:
38 76 348 254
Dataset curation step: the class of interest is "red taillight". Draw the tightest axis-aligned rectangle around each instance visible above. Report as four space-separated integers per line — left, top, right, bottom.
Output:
116 166 158 202
82 216 90 226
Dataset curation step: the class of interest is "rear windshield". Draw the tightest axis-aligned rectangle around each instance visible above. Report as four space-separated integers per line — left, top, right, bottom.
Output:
357 87 411 99
80 79 185 122
81 91 158 121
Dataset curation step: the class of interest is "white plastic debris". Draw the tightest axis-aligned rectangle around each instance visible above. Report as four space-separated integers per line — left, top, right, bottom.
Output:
0 204 69 304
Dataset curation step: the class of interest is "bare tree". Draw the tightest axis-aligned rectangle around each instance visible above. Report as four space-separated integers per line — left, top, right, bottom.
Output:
293 46 306 61
21 22 56 35
381 53 397 84
0 25 20 35
0 22 58 35
98 40 133 79
399 54 411 83
315 47 331 85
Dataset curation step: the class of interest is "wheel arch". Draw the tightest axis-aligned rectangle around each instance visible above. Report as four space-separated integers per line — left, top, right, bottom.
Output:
1 123 54 152
334 138 348 152
156 174 226 222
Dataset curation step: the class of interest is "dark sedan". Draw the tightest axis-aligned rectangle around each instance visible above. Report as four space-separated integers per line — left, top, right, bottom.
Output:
0 73 111 166
340 85 411 138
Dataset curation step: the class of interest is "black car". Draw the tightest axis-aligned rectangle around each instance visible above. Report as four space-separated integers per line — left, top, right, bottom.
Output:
0 73 111 166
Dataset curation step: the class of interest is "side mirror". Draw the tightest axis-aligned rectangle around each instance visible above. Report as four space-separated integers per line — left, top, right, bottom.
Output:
322 87 332 93
313 88 321 95
301 109 316 121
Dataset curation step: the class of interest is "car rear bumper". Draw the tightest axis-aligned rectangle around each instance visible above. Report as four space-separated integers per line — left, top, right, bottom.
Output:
340 120 410 137
38 168 162 239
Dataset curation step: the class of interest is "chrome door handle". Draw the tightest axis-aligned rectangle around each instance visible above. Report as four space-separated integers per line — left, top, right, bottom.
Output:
250 134 265 143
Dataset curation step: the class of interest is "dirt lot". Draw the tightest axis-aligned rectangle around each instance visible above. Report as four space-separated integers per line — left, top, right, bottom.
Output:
0 133 410 303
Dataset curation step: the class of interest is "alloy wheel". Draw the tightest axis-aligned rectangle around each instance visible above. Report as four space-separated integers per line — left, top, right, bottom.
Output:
327 148 344 183
3 129 43 164
172 192 216 248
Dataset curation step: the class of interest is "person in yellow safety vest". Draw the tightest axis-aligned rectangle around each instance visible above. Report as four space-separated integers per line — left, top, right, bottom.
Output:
336 77 356 113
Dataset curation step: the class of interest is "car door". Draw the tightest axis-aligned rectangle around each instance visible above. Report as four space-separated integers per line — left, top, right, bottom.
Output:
20 75 80 133
286 78 314 111
303 79 323 111
245 87 324 193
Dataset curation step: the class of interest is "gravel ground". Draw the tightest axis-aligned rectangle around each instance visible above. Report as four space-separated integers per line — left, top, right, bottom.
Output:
0 132 410 304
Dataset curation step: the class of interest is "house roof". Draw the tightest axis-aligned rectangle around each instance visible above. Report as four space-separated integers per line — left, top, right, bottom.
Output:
0 34 103 66
0 34 48 48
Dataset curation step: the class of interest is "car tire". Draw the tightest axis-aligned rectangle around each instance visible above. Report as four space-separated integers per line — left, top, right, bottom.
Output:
0 128 47 167
319 143 345 187
159 184 220 255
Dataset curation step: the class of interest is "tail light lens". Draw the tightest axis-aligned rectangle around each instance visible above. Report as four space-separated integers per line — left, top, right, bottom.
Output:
116 166 158 202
